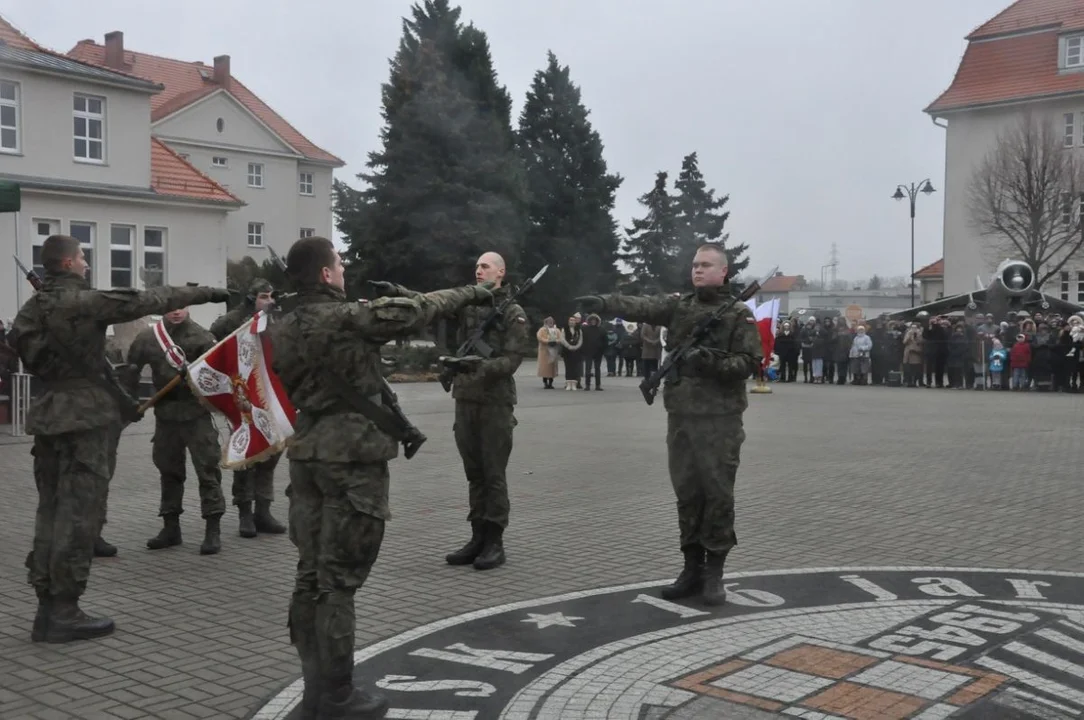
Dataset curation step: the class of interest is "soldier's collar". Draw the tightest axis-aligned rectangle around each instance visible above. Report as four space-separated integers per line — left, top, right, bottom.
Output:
43 272 90 289
296 283 345 304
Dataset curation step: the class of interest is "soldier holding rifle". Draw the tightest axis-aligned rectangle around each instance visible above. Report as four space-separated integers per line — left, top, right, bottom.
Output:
10 235 229 643
576 243 763 606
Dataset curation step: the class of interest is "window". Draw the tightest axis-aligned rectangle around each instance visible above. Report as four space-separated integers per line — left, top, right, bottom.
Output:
300 227 315 238
247 162 264 188
1067 35 1084 68
212 156 228 168
1062 271 1071 301
73 94 104 162
1 80 19 153
31 219 59 276
247 222 264 247
69 222 95 284
144 228 166 287
1062 192 1075 225
1077 271 1084 303
299 172 314 195
110 225 134 288
1066 113 1076 147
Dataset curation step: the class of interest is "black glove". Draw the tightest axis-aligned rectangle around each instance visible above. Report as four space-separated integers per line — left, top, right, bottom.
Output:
575 295 606 313
368 281 400 298
210 288 232 303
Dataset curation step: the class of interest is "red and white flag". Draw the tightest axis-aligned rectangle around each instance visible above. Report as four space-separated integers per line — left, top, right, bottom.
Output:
744 298 780 369
186 312 296 469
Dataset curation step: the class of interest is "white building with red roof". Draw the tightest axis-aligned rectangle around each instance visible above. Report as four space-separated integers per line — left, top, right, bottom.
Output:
929 0 1084 304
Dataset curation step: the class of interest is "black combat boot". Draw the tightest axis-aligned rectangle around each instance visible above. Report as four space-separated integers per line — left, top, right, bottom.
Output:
146 514 182 550
701 549 729 606
45 597 114 643
93 536 117 557
199 515 222 555
254 499 287 534
238 502 257 538
472 522 506 571
31 595 50 642
660 545 704 600
445 520 485 566
318 655 389 719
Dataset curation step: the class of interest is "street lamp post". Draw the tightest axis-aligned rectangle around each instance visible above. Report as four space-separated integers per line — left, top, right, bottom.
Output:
893 179 936 308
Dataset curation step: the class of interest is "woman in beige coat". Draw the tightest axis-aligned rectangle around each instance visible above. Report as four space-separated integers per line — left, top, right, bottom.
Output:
536 317 561 389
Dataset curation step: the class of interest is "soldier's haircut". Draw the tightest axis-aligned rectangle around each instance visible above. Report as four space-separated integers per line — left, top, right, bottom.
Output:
41 234 81 272
286 236 336 285
695 243 728 262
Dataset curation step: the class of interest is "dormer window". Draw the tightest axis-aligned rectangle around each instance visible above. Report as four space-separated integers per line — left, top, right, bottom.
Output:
1066 35 1084 68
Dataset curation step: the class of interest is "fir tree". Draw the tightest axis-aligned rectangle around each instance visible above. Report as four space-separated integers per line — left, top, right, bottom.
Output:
517 51 623 312
620 171 679 293
672 152 748 283
335 0 527 292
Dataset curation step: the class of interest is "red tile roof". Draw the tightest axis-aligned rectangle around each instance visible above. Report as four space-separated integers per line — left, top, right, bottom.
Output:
761 274 805 293
913 258 944 278
0 14 43 51
151 137 241 204
68 41 343 166
928 0 1084 113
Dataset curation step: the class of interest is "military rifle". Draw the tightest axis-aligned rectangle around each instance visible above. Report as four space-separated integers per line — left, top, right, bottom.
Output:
13 255 144 423
265 245 426 458
639 267 777 406
438 264 548 393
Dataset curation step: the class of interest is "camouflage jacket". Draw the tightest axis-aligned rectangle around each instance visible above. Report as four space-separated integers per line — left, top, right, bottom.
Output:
209 303 256 341
269 283 489 505
601 285 763 416
449 285 530 406
11 272 224 435
127 318 217 423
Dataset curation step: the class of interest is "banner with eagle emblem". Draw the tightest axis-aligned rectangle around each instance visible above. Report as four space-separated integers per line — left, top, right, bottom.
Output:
186 311 296 469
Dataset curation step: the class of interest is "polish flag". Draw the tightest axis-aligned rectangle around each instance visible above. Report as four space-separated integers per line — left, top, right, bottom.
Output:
744 298 781 368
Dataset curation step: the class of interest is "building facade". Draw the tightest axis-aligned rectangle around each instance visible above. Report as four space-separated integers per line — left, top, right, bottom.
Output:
928 0 1084 302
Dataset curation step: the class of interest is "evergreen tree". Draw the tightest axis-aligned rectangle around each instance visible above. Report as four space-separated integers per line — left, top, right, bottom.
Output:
517 51 623 313
335 0 527 292
672 152 748 284
620 171 679 293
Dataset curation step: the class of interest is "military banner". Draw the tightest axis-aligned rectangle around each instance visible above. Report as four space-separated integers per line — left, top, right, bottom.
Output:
186 311 296 468
744 297 780 369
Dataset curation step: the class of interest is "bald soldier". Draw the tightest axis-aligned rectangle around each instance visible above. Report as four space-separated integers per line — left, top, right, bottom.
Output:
371 252 531 570
577 243 763 605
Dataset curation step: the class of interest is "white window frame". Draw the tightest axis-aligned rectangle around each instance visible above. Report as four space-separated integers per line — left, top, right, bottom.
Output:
1067 35 1084 68
247 162 264 188
143 227 167 288
212 156 228 168
247 222 264 247
1065 112 1076 147
300 227 315 238
69 221 96 286
31 219 59 276
1061 270 1071 301
1 79 20 154
73 93 105 163
109 224 135 288
299 172 314 196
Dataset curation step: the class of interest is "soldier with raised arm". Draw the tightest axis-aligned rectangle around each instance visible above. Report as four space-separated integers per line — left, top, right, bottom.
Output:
10 234 229 643
576 243 763 606
269 236 493 719
210 278 287 538
127 307 225 555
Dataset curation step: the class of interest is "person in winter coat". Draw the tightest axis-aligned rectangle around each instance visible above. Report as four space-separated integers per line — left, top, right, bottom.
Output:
580 313 608 391
811 319 831 383
988 338 1008 389
561 313 584 390
1010 333 1031 390
639 323 661 378
923 317 948 388
799 317 817 383
1031 323 1056 390
536 317 561 389
849 325 873 384
902 323 924 387
832 321 853 385
604 320 624 376
946 324 969 388
621 323 641 377
774 321 800 382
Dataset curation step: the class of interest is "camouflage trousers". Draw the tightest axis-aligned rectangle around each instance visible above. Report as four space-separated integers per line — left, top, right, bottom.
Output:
666 413 746 554
27 427 113 599
95 421 122 537
153 416 226 518
232 452 280 506
286 460 387 689
453 401 515 528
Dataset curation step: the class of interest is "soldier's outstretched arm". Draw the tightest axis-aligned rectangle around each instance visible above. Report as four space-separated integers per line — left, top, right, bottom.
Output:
89 286 231 327
349 285 492 341
693 305 764 380
576 293 677 326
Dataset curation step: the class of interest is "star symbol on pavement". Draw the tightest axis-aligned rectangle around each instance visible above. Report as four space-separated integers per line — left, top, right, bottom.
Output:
520 611 584 629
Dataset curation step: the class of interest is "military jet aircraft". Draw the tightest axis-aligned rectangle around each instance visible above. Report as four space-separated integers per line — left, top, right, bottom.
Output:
886 259 1084 321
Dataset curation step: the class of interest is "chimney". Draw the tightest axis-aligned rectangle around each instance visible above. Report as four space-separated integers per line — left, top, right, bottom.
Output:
213 55 231 88
104 31 124 69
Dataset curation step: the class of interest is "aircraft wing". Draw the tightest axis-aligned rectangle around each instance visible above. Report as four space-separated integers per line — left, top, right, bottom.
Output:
1021 292 1084 317
884 291 987 321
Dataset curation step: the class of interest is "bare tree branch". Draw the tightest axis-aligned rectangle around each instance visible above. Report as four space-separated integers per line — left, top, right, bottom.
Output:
968 112 1084 289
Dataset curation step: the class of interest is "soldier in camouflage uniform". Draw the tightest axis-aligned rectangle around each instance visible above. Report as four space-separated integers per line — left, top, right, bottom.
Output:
210 278 287 538
10 235 228 643
577 243 762 606
269 236 492 719
373 252 531 571
127 307 226 555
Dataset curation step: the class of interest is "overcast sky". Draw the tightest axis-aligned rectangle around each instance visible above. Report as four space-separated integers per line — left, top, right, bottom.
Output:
5 0 1009 284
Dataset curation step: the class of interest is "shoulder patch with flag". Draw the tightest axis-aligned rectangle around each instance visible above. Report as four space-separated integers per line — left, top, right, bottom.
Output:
185 311 296 469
